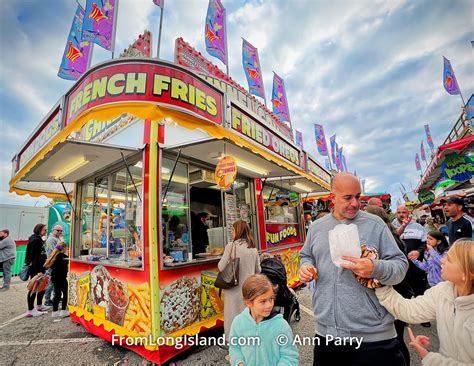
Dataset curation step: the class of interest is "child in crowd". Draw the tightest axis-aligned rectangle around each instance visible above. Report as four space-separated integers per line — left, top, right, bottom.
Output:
376 239 474 365
411 231 449 287
44 242 69 317
229 274 298 366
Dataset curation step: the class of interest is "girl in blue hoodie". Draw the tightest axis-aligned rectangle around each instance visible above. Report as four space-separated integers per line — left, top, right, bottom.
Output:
229 274 298 366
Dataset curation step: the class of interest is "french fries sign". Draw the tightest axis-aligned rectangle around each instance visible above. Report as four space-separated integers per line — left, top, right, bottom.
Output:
65 62 224 127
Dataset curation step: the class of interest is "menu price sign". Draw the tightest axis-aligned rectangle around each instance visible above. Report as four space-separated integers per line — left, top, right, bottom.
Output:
224 193 237 243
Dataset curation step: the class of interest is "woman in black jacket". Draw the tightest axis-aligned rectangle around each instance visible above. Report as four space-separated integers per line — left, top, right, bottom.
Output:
25 223 48 317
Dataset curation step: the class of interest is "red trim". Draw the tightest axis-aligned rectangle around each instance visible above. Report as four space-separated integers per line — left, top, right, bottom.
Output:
15 240 28 247
437 136 474 158
70 312 223 365
255 179 266 250
143 119 151 144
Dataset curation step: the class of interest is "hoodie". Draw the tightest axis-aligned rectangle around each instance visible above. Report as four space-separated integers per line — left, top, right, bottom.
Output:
229 308 298 366
300 211 408 342
376 282 474 365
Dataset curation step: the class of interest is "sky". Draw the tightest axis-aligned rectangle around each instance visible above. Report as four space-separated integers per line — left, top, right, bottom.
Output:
0 0 473 209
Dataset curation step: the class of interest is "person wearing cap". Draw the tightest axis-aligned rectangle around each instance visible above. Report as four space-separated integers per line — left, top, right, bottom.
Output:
442 197 472 245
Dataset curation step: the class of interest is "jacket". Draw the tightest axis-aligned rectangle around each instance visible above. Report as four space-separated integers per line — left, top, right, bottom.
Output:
25 234 47 277
300 211 408 342
0 236 16 262
412 248 447 287
51 252 69 282
376 282 474 366
229 308 298 366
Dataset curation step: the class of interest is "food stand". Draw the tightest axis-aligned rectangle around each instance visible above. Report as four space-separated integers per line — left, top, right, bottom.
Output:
9 43 331 363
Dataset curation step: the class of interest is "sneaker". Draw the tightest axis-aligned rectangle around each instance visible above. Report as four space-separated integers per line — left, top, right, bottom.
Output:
44 300 53 307
36 304 51 312
59 310 70 317
52 311 61 318
26 308 46 317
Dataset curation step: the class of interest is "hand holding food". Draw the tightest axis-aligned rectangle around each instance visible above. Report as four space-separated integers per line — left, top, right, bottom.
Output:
299 264 318 283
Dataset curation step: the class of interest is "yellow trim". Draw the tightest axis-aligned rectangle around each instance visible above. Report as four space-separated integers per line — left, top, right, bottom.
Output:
69 306 223 351
9 187 68 200
9 103 165 194
148 121 161 339
10 102 329 195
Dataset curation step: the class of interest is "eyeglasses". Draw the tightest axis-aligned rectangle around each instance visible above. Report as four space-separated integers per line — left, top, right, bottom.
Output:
55 229 63 232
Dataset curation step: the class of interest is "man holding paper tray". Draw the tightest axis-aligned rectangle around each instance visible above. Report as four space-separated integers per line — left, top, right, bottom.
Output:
299 173 408 365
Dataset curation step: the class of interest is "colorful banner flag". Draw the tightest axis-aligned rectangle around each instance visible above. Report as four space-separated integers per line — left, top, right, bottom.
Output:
324 159 331 170
443 56 460 95
272 72 291 123
424 124 434 150
314 124 328 156
338 146 344 171
420 141 426 161
342 155 348 172
335 143 340 171
205 0 227 65
82 0 117 51
242 39 265 99
415 153 421 171
58 5 92 81
466 97 474 127
152 0 163 8
330 134 336 164
295 129 303 149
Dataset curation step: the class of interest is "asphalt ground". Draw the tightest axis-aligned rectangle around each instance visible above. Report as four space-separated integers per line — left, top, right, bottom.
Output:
0 277 439 365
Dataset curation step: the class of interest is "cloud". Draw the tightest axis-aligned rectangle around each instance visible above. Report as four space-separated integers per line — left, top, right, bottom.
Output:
1 0 473 211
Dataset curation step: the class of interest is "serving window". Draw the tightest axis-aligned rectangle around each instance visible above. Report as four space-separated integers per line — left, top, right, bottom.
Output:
74 154 144 269
160 154 257 267
262 185 302 248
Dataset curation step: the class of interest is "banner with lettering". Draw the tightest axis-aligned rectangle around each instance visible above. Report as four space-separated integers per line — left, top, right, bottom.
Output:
441 153 474 182
265 224 301 248
418 189 435 205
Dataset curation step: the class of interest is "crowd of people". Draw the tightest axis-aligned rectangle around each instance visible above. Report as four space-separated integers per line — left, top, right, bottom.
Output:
1 172 473 366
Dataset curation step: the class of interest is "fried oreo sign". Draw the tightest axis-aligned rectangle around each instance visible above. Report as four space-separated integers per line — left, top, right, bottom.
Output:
65 62 223 126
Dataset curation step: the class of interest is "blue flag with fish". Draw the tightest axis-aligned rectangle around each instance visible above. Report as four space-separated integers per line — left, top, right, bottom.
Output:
242 39 265 98
82 0 117 51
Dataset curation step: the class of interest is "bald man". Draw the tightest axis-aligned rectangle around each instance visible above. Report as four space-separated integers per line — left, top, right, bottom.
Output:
299 173 408 366
367 197 383 208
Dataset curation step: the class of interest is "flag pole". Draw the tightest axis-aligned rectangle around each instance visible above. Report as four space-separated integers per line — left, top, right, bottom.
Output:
224 5 229 75
111 0 119 59
156 0 164 58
